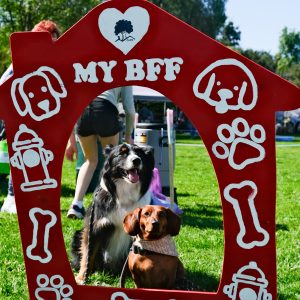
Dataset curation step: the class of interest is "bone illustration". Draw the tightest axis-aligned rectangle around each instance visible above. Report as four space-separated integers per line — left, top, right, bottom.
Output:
193 58 258 114
212 117 266 170
10 124 57 192
223 181 270 249
99 6 150 55
223 261 272 300
26 208 57 263
35 274 73 300
11 66 67 121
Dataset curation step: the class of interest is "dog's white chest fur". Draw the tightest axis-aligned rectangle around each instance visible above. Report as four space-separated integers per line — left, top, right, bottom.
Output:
100 178 151 263
115 179 142 206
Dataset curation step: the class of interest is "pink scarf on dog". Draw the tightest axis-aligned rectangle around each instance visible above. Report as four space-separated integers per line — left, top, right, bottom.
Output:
133 235 178 257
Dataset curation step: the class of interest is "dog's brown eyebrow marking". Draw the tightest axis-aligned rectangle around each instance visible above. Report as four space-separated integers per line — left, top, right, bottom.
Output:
120 145 129 153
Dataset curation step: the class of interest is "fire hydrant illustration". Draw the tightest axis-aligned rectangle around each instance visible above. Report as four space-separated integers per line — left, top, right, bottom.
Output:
10 124 57 192
223 261 272 300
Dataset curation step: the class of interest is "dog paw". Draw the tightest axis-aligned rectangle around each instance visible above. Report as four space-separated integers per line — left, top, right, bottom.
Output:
212 117 266 170
35 274 73 300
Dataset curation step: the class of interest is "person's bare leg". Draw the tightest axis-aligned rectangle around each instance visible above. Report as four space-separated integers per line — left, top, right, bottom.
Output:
75 135 99 201
68 135 98 218
99 132 120 148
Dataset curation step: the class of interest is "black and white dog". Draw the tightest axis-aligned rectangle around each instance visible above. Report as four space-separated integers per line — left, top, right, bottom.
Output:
72 143 154 284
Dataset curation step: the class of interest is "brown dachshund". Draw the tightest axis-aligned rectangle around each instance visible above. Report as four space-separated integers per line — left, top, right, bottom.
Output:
122 205 185 289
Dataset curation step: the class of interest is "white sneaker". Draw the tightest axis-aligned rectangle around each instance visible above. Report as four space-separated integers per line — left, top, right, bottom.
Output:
1 194 17 213
67 204 85 219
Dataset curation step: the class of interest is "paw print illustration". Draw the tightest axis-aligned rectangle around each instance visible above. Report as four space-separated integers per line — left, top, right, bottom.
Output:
35 274 73 300
111 292 133 300
212 117 266 170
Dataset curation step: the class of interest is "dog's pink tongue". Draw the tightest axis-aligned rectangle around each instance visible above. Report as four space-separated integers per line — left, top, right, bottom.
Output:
128 169 139 183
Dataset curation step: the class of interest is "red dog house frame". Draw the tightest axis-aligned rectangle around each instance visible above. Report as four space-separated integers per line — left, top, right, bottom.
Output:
0 0 299 299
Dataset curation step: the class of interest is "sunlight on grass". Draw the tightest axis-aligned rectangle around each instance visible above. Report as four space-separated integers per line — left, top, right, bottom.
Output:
0 142 299 298
276 147 300 299
174 144 223 291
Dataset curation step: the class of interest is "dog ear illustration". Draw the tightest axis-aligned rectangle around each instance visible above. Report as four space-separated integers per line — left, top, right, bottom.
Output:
166 208 181 236
11 78 29 116
38 66 67 97
123 207 142 236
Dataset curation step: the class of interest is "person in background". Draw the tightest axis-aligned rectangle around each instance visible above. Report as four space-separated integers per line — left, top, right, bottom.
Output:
139 103 154 123
177 110 198 137
0 20 61 214
65 87 135 219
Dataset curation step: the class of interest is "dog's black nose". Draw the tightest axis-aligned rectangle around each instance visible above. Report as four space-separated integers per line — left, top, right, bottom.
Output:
151 219 159 230
132 157 141 167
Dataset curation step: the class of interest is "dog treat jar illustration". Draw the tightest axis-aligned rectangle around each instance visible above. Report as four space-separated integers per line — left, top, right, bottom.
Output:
223 261 272 300
10 124 57 192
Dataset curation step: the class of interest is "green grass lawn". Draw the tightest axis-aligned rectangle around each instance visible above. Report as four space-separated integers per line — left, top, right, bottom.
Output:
0 141 299 299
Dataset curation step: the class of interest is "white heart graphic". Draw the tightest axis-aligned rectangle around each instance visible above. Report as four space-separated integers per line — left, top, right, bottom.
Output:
98 6 150 55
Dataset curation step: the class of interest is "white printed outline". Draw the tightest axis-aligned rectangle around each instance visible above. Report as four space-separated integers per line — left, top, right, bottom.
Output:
26 208 57 264
223 261 272 300
10 124 57 192
99 6 150 55
212 118 266 170
35 274 73 300
223 180 270 249
11 66 67 121
193 58 258 114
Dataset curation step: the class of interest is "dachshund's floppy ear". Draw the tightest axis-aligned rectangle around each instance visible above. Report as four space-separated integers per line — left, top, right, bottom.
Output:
123 207 142 236
166 209 181 236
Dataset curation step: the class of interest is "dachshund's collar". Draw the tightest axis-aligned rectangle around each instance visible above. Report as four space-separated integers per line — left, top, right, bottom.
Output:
132 235 178 257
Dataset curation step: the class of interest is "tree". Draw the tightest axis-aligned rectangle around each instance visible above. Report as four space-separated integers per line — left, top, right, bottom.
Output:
149 0 227 38
0 0 231 74
240 49 276 73
218 21 241 47
276 27 300 75
283 64 300 87
114 20 134 42
0 0 99 74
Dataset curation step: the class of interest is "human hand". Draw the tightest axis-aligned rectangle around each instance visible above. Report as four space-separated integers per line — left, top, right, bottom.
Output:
65 132 78 161
65 144 77 161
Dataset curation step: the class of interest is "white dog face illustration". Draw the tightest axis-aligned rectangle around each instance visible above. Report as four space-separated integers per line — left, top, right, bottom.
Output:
11 66 67 121
193 59 258 114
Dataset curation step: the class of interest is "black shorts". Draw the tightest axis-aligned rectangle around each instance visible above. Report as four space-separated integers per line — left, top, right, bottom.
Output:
76 98 120 137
